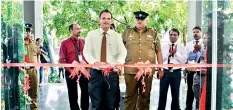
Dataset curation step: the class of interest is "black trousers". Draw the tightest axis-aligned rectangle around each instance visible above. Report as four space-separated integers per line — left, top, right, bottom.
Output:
59 68 64 78
115 77 120 110
158 70 181 110
185 72 195 110
65 70 89 110
88 69 119 110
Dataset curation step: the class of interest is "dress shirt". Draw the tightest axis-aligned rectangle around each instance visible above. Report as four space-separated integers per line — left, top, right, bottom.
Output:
59 36 86 71
161 42 187 69
83 28 127 64
186 39 205 64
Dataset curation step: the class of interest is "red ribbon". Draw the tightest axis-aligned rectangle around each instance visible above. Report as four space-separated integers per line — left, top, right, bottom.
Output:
23 76 30 94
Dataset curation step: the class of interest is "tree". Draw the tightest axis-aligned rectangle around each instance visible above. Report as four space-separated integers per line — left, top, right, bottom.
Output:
43 0 188 42
1 1 25 110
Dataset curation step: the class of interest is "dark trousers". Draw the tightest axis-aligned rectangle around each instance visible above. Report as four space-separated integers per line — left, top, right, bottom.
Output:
193 73 205 109
185 72 195 110
88 68 119 110
39 67 44 83
65 70 89 110
158 70 181 110
59 68 64 78
115 82 120 110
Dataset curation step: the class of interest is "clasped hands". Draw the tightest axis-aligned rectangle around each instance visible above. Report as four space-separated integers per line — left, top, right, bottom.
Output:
193 45 201 53
169 47 177 56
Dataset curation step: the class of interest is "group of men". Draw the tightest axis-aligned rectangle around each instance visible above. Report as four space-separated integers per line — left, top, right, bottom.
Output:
24 9 207 110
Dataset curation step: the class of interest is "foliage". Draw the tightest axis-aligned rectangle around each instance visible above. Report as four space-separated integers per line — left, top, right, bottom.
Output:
219 1 233 109
43 29 59 83
1 0 24 42
43 0 188 42
1 1 26 110
203 1 233 109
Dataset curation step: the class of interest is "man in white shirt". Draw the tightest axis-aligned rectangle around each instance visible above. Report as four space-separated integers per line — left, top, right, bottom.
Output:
185 26 205 110
83 9 127 110
158 28 187 110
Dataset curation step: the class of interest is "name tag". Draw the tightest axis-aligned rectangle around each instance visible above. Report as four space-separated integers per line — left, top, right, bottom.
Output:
79 55 82 62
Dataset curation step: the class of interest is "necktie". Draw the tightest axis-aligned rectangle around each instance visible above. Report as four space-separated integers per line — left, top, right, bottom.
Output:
171 43 175 57
74 39 80 61
101 32 107 62
195 40 199 45
168 44 174 70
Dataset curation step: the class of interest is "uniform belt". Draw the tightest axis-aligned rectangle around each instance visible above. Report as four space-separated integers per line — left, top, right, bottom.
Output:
25 66 35 69
163 68 182 72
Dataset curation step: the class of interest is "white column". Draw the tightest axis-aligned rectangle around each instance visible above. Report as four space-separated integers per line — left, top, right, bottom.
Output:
24 0 43 39
188 0 202 41
34 0 43 39
24 1 35 35
211 1 218 110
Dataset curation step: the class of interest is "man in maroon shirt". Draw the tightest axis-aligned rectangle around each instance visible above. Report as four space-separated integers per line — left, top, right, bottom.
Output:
59 23 89 110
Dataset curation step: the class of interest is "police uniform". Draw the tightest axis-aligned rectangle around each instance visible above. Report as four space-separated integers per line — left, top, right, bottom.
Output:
24 23 41 110
123 11 161 110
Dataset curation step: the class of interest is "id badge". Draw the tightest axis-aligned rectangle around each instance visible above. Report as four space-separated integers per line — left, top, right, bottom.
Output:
78 55 82 62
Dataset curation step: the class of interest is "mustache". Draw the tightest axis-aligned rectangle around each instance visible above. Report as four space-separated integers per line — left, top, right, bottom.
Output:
194 34 198 38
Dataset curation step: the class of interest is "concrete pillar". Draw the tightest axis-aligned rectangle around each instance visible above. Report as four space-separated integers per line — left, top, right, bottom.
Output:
188 1 202 41
34 1 43 40
23 1 35 34
24 0 43 39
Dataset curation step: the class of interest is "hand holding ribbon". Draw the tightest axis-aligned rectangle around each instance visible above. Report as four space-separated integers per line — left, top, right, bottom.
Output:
144 60 152 78
104 66 113 77
134 60 153 80
134 61 145 81
134 60 153 93
113 65 122 76
69 60 91 80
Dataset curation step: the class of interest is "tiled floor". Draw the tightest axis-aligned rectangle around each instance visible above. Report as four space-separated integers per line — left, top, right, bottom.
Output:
38 75 192 110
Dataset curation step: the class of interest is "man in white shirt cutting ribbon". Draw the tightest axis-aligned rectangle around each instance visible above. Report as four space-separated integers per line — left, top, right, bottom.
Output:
83 9 127 110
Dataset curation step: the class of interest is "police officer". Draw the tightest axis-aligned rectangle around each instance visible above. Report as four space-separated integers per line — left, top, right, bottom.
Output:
24 23 41 110
122 10 163 110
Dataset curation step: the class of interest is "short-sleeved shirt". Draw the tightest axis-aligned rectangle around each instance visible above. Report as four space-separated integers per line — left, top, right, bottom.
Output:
25 40 41 63
122 27 161 74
